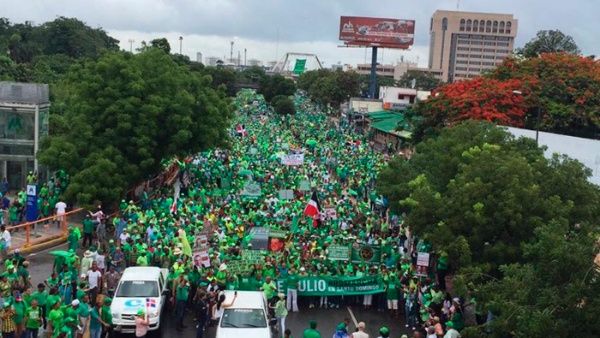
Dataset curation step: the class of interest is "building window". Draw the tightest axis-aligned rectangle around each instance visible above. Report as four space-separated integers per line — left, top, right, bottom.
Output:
430 18 433 31
473 20 479 31
506 21 512 34
484 48 495 53
493 21 499 33
499 21 505 34
466 19 472 31
460 19 465 31
486 20 492 32
442 17 448 30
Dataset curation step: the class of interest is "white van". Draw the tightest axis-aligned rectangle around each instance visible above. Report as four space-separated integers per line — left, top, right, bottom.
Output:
216 290 273 338
110 267 169 336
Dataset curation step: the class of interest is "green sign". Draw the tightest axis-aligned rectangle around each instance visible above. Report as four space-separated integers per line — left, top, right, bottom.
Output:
328 245 350 261
351 245 382 264
293 59 307 75
298 179 311 191
294 276 384 296
269 229 288 239
241 181 261 197
241 249 267 263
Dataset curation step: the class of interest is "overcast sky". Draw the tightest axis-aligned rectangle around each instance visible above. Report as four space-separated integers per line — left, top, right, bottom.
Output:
1 0 598 68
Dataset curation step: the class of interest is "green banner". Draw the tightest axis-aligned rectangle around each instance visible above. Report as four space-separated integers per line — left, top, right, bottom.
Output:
293 59 307 75
295 276 384 296
328 245 350 261
351 245 382 264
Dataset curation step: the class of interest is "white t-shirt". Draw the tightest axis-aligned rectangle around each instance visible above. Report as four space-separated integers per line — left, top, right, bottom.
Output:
2 230 11 248
55 201 67 215
352 331 369 338
87 270 102 289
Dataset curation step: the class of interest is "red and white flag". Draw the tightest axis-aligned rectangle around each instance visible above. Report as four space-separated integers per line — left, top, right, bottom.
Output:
303 191 321 219
236 124 248 137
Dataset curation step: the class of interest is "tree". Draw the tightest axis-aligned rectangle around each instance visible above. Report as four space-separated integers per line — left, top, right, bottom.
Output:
490 53 600 138
415 77 530 139
38 49 232 207
377 121 600 272
519 30 580 58
460 220 600 338
258 74 296 103
397 70 442 91
301 70 360 108
272 95 295 115
150 38 171 54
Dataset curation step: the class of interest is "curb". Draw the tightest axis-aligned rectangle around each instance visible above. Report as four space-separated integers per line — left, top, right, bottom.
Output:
14 235 68 255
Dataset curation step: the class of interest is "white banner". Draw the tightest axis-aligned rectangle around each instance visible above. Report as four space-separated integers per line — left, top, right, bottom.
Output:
282 153 304 166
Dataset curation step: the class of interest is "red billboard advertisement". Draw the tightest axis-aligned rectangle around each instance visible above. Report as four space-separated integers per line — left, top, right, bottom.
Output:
339 16 415 49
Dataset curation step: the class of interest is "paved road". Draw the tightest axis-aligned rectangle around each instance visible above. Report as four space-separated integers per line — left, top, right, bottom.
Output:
26 245 412 338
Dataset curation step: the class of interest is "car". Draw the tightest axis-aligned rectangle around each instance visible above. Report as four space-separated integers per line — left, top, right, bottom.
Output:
216 290 274 338
110 267 169 336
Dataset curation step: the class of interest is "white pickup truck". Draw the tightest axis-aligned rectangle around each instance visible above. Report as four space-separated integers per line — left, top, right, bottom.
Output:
111 266 169 336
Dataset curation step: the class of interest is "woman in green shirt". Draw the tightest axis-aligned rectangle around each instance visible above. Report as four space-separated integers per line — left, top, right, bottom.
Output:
24 299 42 338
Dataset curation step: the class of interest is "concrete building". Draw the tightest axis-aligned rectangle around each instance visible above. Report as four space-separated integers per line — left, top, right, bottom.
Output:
205 56 221 67
356 61 444 82
196 52 203 63
379 86 431 110
0 82 50 189
247 59 262 67
429 10 518 82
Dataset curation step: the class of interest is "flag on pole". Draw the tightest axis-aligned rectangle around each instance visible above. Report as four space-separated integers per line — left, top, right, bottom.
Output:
303 191 321 219
179 229 193 257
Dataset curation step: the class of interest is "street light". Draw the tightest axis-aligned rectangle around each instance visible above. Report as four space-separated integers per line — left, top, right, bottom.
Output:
179 36 183 55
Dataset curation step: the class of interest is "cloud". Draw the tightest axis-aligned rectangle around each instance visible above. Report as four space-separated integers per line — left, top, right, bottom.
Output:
1 0 597 67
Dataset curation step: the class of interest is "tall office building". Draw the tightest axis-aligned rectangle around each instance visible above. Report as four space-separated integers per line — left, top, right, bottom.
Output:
429 10 518 82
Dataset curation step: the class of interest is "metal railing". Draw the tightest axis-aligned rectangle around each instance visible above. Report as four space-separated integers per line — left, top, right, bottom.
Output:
7 208 85 250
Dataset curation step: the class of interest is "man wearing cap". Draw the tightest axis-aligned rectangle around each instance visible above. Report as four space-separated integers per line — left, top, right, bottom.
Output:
303 320 321 338
12 292 26 338
376 326 390 338
443 321 460 338
134 309 149 338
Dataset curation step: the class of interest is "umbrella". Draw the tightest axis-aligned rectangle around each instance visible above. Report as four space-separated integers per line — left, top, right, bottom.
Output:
49 250 75 258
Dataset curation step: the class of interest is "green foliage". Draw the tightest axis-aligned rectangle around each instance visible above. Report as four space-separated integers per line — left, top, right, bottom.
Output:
202 66 238 96
258 74 296 103
150 38 171 54
272 96 295 115
38 49 232 207
377 121 600 272
518 30 581 58
397 70 442 91
298 69 360 108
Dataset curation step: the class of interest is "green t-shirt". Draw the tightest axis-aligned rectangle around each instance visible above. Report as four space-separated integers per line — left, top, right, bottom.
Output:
32 291 48 307
286 274 299 289
101 305 112 325
13 301 26 324
48 308 64 329
386 282 399 300
89 308 102 330
176 285 190 301
25 306 42 329
77 303 90 318
261 282 276 299
83 219 94 234
303 328 322 338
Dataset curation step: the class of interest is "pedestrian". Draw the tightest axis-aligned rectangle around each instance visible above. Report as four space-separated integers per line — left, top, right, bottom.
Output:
134 309 150 338
443 321 460 338
54 200 67 228
0 301 16 338
376 326 390 338
333 322 350 338
87 261 102 304
273 293 288 338
174 277 190 331
12 292 26 338
82 215 95 248
105 266 120 298
284 329 293 338
0 225 11 256
302 320 321 338
352 322 369 338
194 291 208 338
285 268 299 312
211 292 237 326
89 302 109 338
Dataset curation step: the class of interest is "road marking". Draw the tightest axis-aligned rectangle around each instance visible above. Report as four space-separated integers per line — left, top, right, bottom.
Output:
346 306 358 327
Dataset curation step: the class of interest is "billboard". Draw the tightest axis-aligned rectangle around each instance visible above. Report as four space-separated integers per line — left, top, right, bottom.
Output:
339 16 415 49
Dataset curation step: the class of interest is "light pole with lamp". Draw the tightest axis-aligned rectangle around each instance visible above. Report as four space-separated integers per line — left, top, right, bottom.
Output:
179 36 183 54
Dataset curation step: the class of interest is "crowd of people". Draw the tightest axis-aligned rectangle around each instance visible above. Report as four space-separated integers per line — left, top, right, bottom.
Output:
0 91 470 338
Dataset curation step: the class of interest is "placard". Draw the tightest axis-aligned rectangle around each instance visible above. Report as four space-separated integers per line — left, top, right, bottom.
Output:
417 252 430 267
281 154 304 166
328 245 350 261
278 189 294 200
298 180 311 191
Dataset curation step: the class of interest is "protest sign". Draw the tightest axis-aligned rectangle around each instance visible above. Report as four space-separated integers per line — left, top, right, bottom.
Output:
324 208 338 220
193 234 208 251
281 153 304 166
417 252 430 267
286 276 385 296
278 189 294 200
298 180 311 191
192 250 210 268
351 245 382 264
268 229 288 239
241 181 261 197
327 245 350 261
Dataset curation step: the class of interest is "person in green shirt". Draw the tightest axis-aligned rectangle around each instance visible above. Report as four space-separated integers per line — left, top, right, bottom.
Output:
101 297 113 338
260 277 277 301
13 293 26 338
285 268 299 312
31 283 48 329
77 295 91 336
89 302 109 338
24 299 42 338
82 215 94 248
47 301 64 338
302 320 322 338
174 278 190 331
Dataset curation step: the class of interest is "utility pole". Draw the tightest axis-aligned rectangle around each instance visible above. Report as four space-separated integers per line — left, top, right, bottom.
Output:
244 48 247 67
128 39 135 53
230 41 234 63
179 36 183 54
237 50 241 66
